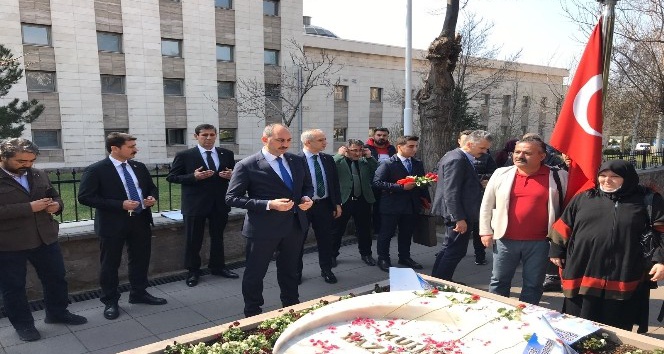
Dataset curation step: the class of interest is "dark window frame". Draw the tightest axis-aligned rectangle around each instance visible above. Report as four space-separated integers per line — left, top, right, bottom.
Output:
100 75 125 94
163 78 184 96
97 32 122 53
218 81 235 99
370 87 382 102
25 71 56 92
334 85 348 101
32 130 61 149
21 24 51 46
263 0 279 16
216 44 234 62
218 128 237 144
264 49 279 66
166 128 186 146
215 0 232 9
161 38 182 57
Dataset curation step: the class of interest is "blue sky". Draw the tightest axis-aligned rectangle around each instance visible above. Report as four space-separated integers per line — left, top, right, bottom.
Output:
303 0 601 69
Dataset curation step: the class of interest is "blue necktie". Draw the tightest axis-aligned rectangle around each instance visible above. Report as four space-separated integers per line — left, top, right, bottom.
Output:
121 163 142 214
404 158 412 174
276 157 293 191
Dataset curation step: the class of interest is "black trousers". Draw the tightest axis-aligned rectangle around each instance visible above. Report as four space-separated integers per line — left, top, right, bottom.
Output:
183 208 229 272
298 198 334 272
98 214 151 305
377 213 415 261
243 216 302 317
332 196 373 257
469 221 485 261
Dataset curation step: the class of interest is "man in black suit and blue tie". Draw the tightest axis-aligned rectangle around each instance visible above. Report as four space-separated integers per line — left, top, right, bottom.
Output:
78 133 167 321
225 124 313 317
297 129 342 284
167 124 238 287
372 136 431 272
431 130 493 281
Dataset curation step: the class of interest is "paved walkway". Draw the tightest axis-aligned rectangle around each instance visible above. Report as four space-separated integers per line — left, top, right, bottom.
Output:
1 233 663 354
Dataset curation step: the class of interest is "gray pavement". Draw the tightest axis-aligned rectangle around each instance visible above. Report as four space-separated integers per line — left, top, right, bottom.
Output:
1 233 663 353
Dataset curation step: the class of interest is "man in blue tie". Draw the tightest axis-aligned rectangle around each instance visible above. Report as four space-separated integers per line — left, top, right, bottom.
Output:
226 124 314 317
79 133 166 321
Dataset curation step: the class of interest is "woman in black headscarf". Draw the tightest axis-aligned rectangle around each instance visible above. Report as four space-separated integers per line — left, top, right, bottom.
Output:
548 159 664 330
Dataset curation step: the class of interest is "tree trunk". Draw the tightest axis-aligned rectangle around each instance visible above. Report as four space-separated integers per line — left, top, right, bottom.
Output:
416 0 462 172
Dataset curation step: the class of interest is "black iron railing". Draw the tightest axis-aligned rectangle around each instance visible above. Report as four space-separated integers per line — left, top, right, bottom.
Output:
603 149 664 170
48 165 179 223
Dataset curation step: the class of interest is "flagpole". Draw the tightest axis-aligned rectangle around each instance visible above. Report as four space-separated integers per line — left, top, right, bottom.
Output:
599 0 617 102
404 0 413 135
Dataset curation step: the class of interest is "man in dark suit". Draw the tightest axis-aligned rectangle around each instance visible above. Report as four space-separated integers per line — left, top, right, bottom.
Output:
0 138 87 342
332 139 378 266
167 124 238 287
372 135 431 272
225 124 313 317
431 130 493 281
297 129 342 284
78 133 167 321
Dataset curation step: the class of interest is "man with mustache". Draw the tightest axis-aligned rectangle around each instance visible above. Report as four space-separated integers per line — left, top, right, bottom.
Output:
225 124 313 317
79 132 166 321
0 138 87 342
478 136 568 305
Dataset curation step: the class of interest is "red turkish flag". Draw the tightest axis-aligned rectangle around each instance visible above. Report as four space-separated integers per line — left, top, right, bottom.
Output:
550 18 604 205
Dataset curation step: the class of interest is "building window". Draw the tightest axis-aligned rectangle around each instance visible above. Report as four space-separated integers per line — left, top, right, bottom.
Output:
218 81 235 98
22 24 51 46
97 32 122 52
334 85 348 101
264 50 279 65
216 44 234 62
265 84 280 100
333 128 347 142
166 129 186 145
370 87 382 102
215 0 232 9
219 128 236 143
25 71 56 92
164 79 184 96
101 75 125 94
263 0 279 16
32 130 60 149
161 39 182 57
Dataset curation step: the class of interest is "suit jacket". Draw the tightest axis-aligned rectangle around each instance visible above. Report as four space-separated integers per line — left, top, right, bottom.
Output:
0 168 63 251
298 151 341 206
225 151 313 238
333 154 378 204
479 165 568 239
166 146 235 216
372 155 430 215
78 158 158 238
431 148 483 223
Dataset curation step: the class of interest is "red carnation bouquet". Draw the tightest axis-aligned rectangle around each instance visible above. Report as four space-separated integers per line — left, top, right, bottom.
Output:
396 172 438 187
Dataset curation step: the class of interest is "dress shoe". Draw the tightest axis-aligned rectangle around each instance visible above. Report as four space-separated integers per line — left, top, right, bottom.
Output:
210 268 239 279
186 271 200 287
128 292 168 305
44 311 88 325
542 276 562 292
377 259 391 272
361 255 376 266
330 257 338 268
103 303 120 320
398 258 423 269
16 326 40 341
321 269 338 284
474 258 488 265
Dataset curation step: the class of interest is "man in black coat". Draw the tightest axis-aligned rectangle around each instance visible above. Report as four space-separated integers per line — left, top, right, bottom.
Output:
372 135 431 272
297 129 342 284
431 130 493 281
78 133 167 321
167 124 238 287
225 124 313 317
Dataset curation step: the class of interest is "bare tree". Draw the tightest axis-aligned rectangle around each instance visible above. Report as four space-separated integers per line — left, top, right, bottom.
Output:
233 39 342 127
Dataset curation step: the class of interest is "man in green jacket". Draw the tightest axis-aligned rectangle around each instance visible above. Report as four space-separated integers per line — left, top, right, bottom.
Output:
331 139 378 266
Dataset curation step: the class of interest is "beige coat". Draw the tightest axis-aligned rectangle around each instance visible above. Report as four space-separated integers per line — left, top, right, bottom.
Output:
0 168 63 251
479 165 568 239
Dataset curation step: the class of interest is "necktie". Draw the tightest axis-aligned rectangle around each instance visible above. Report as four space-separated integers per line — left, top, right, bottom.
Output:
205 150 216 171
276 156 293 191
312 155 325 198
351 161 362 197
404 158 412 174
120 163 142 214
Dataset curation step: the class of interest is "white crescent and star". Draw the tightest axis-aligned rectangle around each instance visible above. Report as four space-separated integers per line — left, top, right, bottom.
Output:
572 74 603 137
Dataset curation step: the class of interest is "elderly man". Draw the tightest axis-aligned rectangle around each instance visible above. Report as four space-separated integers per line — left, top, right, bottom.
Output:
225 124 313 317
431 130 493 281
0 138 87 342
297 129 342 284
479 136 567 304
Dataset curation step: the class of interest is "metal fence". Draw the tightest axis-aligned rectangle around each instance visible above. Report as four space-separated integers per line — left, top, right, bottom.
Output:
48 165 178 223
603 149 664 170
